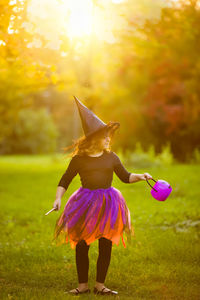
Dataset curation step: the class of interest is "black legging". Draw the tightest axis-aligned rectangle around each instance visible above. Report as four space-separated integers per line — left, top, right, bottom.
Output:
75 237 112 284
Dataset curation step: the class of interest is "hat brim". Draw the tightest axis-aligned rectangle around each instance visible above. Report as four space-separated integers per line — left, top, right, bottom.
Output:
84 121 120 140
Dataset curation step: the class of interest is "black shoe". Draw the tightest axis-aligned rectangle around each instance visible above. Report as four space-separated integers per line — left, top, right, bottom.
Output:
93 287 118 295
65 288 91 295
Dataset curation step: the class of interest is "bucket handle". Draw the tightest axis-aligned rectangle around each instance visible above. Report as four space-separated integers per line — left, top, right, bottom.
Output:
146 178 158 192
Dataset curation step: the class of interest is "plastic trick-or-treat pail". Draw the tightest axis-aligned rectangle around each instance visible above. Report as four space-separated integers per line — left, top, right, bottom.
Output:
146 178 172 201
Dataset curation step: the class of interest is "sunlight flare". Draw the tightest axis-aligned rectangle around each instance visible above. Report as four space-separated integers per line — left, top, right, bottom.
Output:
63 0 93 38
27 0 121 46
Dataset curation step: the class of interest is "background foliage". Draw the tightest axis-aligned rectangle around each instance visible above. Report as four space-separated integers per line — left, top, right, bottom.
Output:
0 0 200 161
1 108 58 154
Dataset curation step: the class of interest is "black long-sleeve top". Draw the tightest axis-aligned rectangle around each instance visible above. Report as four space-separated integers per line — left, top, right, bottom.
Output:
58 150 131 190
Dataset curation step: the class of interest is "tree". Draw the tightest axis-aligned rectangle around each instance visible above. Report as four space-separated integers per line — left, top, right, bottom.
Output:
114 0 200 160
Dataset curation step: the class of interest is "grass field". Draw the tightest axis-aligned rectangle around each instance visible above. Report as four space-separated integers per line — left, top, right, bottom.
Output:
0 154 200 300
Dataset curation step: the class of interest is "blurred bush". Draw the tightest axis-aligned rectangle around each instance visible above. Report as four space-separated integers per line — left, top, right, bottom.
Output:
0 108 59 154
122 142 174 168
190 148 200 164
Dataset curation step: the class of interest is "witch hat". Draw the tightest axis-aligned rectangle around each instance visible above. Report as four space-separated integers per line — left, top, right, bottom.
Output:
74 96 120 139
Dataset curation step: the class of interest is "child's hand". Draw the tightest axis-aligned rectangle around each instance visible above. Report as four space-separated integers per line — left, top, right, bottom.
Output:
53 198 61 211
140 173 153 181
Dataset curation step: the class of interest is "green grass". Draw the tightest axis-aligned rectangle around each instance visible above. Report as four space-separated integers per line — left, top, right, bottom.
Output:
0 154 200 299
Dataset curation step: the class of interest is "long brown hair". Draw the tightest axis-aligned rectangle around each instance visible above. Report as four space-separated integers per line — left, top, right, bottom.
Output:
62 127 115 158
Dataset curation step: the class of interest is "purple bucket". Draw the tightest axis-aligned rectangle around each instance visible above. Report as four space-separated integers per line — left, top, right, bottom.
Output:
146 178 172 201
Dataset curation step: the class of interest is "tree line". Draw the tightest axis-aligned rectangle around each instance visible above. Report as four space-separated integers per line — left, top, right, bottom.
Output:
0 0 199 162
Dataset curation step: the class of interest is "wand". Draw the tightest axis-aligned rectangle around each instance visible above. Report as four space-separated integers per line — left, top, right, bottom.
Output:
45 207 57 216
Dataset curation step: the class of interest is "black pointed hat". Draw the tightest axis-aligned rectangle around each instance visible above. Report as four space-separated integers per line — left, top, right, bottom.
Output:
74 96 120 139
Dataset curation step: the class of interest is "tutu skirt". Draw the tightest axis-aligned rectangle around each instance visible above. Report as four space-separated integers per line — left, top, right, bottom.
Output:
52 186 135 249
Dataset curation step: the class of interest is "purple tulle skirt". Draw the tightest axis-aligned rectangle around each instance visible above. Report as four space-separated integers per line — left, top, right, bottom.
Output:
53 186 135 249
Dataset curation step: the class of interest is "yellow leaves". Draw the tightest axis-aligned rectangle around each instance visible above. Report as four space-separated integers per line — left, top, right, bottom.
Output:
51 73 59 85
50 65 56 72
57 81 66 92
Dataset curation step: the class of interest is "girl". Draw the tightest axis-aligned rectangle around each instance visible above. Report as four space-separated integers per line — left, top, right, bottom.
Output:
52 97 152 296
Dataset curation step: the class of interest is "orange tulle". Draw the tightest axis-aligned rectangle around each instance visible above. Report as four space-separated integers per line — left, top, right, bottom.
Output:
52 187 135 249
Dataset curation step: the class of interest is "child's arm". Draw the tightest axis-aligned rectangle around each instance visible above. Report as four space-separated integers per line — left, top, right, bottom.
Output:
112 152 152 183
53 186 66 210
129 172 152 183
52 156 78 210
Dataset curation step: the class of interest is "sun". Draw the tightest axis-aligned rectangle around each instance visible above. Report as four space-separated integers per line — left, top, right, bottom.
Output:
62 0 93 39
27 0 120 46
